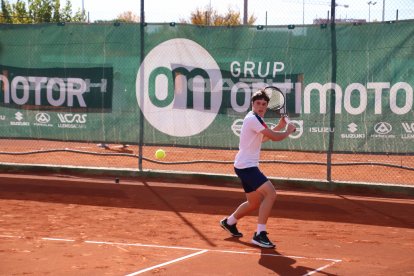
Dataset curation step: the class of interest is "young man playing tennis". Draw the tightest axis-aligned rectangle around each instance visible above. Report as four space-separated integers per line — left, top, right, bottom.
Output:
220 88 296 248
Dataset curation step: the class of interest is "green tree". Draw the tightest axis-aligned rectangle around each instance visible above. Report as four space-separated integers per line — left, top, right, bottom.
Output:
12 0 30 23
184 6 256 26
28 0 53 23
72 7 86 22
1 0 13 23
0 0 82 23
60 0 72 21
52 0 60 22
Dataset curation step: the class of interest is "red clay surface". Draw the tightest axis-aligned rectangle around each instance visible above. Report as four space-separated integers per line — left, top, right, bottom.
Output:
0 139 413 186
0 173 413 275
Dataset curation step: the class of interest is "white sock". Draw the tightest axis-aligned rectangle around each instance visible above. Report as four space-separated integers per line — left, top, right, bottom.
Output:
257 224 266 234
227 214 237 225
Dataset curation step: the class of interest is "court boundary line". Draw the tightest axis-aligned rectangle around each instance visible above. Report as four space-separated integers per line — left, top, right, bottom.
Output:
1 234 342 275
125 249 208 276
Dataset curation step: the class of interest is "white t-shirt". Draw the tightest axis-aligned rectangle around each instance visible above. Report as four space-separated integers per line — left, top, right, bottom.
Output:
234 111 268 169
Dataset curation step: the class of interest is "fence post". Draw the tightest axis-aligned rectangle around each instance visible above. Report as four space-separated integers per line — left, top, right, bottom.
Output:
138 0 145 171
327 0 337 183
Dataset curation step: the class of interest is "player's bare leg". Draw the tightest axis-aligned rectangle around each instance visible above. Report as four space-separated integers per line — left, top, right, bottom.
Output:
252 181 277 248
232 190 263 220
256 181 277 224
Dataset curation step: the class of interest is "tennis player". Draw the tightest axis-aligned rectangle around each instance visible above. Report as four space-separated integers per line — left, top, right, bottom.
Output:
220 89 296 248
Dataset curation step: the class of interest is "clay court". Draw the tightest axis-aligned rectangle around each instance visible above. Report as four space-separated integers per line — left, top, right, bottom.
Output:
0 139 413 275
0 172 413 275
1 139 413 186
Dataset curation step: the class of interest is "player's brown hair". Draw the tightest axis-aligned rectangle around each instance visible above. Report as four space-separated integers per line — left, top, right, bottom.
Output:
251 89 270 103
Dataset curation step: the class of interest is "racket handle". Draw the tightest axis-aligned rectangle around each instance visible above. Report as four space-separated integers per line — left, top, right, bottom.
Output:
283 115 296 132
282 115 290 124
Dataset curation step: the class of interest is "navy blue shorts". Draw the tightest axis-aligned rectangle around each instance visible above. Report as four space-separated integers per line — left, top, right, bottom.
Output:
234 167 268 193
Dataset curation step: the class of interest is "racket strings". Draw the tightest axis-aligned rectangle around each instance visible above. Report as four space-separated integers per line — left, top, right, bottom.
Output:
264 87 285 110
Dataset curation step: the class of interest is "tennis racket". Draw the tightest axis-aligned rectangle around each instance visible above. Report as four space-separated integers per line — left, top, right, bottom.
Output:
263 86 291 124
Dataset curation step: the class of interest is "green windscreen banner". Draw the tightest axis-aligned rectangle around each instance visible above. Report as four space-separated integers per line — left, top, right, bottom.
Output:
0 22 413 153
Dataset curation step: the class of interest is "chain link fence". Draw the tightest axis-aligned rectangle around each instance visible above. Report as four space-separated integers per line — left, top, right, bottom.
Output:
0 0 413 187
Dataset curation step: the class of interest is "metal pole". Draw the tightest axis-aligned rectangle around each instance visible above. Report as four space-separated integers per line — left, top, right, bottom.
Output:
382 0 385 21
369 4 371 22
138 0 145 171
82 0 85 21
303 0 305 25
327 0 337 183
243 0 248 25
368 1 377 23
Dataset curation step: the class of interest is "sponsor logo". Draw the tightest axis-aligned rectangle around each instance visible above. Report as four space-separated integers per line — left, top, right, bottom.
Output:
136 38 222 137
10 112 30 126
0 66 113 110
57 113 87 129
34 112 53 127
348 122 358 133
287 120 304 139
341 122 365 139
0 115 5 120
35 113 50 123
374 122 392 135
401 122 414 139
15 112 23 121
371 122 395 138
309 127 334 133
231 119 244 137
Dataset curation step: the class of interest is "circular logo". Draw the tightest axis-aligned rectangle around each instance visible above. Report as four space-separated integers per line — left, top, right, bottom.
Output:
288 120 304 139
136 39 222 137
35 113 50 124
374 122 392 135
231 119 244 136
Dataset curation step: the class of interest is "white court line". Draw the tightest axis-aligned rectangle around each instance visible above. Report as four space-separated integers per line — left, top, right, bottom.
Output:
304 260 342 276
85 239 341 263
1 235 342 274
0 234 22 239
42 237 76 242
125 250 208 276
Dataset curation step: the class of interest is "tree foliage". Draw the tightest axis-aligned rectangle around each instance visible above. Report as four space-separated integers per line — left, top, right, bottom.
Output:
117 11 139 23
0 0 85 23
183 6 256 26
1 1 254 25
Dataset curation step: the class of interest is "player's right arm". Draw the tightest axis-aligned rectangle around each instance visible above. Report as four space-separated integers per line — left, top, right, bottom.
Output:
261 123 296 142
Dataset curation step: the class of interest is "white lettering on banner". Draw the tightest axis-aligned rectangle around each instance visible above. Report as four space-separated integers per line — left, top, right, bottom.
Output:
367 82 390 114
309 127 334 133
67 78 87 107
303 83 342 114
303 82 413 115
57 112 87 129
47 78 66 106
230 61 285 78
402 122 414 133
57 113 87 124
401 122 414 139
0 75 104 107
28 77 48 105
344 83 367 115
230 82 250 113
390 82 413 114
11 76 30 105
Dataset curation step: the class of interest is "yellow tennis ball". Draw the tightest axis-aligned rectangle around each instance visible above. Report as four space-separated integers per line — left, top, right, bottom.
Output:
155 149 166 159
